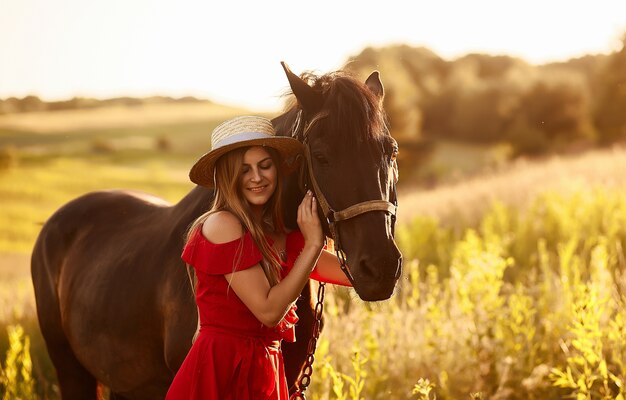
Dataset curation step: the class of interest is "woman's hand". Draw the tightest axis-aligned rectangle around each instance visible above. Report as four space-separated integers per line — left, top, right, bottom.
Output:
297 190 323 250
227 190 325 327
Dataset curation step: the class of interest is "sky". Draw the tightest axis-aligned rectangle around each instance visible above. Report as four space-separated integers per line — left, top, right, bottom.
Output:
1 0 625 111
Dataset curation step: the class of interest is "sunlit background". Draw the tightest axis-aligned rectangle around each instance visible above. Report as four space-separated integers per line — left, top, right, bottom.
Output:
2 1 626 399
2 0 626 109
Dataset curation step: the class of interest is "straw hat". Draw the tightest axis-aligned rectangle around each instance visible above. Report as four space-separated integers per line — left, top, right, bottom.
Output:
189 116 304 188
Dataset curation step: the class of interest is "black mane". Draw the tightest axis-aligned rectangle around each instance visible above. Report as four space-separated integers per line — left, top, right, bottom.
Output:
276 71 388 147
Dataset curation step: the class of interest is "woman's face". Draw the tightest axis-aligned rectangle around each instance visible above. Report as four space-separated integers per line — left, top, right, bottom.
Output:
240 146 278 207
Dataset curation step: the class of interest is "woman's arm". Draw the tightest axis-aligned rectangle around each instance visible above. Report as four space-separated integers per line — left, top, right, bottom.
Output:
310 249 352 286
225 245 321 326
225 191 324 327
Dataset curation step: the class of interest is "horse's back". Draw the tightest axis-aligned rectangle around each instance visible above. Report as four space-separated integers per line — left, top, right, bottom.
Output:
32 189 193 398
32 189 172 297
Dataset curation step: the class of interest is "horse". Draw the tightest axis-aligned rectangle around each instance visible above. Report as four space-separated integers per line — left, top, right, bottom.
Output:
31 63 402 399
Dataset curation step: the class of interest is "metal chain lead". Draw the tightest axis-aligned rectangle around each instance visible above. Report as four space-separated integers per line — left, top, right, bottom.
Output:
289 281 326 400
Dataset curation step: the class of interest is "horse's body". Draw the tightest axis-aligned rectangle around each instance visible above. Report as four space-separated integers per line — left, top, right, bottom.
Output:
32 65 401 399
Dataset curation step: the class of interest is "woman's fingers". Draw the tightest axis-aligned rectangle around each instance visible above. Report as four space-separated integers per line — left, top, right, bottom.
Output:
311 197 318 218
296 190 322 246
297 191 311 225
298 191 322 235
302 191 311 213
308 196 313 215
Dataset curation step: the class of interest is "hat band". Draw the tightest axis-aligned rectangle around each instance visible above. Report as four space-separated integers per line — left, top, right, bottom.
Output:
212 131 276 150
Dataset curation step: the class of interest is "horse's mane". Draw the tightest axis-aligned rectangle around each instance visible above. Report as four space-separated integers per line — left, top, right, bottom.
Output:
281 71 388 147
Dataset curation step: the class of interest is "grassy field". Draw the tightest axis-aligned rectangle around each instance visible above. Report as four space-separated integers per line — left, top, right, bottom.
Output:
1 104 626 399
0 102 250 134
311 188 626 399
399 145 626 227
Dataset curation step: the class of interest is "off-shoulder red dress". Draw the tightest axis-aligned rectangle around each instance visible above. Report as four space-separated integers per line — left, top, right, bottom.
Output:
166 228 334 400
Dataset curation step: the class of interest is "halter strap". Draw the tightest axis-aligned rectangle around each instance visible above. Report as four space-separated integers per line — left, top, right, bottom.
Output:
301 128 398 286
332 200 397 222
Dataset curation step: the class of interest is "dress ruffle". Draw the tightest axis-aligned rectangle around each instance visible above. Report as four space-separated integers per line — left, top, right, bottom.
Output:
181 229 263 275
166 328 288 400
274 305 299 343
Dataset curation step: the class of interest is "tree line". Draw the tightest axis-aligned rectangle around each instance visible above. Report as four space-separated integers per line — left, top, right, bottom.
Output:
0 95 208 115
3 37 625 158
347 33 626 155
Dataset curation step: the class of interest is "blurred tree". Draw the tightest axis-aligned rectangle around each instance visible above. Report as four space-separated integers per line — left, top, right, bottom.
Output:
541 54 608 103
508 73 594 155
594 33 626 143
0 98 20 115
346 45 446 140
0 95 212 114
348 45 603 156
422 54 532 143
421 83 456 139
346 45 445 177
382 86 412 140
47 97 82 111
450 83 514 142
456 53 529 80
19 95 46 112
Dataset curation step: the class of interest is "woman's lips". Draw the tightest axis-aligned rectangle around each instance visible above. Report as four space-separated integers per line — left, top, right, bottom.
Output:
247 185 268 193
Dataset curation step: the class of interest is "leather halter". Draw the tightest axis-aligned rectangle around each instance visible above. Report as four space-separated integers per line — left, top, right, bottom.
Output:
288 108 398 399
291 110 398 285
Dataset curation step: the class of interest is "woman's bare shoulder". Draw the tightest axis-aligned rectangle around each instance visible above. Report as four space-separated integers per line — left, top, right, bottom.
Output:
202 211 244 244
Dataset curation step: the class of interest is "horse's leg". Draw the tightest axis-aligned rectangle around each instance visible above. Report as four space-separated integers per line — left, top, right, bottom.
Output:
49 342 98 400
32 227 98 400
282 281 319 394
36 284 99 400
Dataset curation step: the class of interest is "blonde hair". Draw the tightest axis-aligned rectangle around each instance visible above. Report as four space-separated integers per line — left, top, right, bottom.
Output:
186 146 286 286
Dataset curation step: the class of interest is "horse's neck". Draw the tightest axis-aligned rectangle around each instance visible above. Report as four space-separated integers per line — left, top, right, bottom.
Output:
272 109 298 139
170 186 214 228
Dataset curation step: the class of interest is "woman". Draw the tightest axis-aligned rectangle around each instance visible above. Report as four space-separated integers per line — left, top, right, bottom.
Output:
166 116 350 400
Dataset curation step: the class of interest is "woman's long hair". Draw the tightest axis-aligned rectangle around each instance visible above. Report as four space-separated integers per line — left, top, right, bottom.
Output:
186 146 286 286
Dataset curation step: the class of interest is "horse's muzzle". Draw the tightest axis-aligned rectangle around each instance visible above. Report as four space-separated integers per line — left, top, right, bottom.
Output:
352 254 402 301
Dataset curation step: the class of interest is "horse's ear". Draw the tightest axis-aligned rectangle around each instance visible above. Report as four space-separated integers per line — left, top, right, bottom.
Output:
365 71 384 100
281 61 324 112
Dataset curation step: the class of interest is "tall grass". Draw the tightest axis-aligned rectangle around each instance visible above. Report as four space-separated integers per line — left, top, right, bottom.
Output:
306 189 626 399
0 325 35 399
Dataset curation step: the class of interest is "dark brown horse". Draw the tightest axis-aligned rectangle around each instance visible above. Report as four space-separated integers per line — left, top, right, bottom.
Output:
31 64 402 399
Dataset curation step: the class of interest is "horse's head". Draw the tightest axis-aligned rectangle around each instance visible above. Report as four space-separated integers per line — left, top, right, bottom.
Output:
274 63 402 301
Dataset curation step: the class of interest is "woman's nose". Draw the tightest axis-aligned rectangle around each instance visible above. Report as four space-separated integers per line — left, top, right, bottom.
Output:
250 168 262 182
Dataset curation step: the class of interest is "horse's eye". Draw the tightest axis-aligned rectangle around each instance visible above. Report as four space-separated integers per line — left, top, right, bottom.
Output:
313 152 330 166
390 148 398 163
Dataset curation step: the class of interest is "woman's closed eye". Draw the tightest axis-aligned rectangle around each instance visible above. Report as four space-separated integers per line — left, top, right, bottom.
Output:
242 159 273 174
259 160 274 170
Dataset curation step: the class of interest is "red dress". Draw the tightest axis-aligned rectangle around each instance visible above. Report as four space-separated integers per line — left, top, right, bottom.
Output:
166 228 331 400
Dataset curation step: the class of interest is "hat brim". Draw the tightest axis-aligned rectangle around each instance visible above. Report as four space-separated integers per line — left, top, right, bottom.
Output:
189 134 305 188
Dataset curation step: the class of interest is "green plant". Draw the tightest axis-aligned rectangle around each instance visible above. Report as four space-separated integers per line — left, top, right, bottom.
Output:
0 325 35 400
